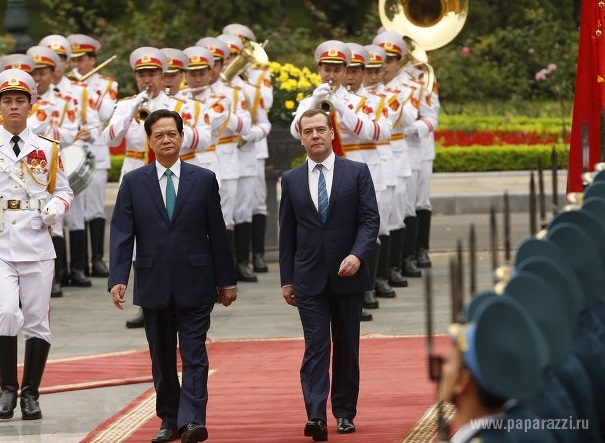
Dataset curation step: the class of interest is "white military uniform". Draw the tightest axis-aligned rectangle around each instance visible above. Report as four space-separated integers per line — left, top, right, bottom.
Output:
0 128 73 340
208 78 251 230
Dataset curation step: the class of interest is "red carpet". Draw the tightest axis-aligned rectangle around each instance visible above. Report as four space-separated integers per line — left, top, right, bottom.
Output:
82 335 455 443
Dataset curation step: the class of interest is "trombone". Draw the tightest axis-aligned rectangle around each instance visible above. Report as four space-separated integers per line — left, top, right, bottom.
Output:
67 55 118 82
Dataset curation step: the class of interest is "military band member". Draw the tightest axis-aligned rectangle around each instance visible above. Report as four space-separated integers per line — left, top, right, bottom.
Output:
40 34 103 290
160 47 188 97
196 36 252 267
180 46 229 179
218 33 271 283
344 42 392 312
222 24 275 273
0 68 74 421
67 34 118 280
372 31 421 290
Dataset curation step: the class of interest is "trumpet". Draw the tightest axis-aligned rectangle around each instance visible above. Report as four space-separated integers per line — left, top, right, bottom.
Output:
178 85 209 98
316 80 336 113
134 86 152 123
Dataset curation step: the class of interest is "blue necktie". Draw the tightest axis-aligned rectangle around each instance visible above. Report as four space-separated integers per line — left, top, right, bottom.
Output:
316 164 328 222
165 169 176 219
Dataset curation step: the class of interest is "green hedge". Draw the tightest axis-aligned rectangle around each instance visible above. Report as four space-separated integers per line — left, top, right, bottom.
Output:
108 145 570 182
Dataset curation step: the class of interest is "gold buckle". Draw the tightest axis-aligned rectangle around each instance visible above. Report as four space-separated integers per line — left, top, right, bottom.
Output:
7 199 20 210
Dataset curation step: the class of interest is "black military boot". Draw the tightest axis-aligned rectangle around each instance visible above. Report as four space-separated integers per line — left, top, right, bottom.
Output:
251 214 269 273
388 228 408 287
51 236 66 297
125 307 144 329
69 230 92 287
363 241 380 309
234 223 258 282
416 209 432 268
375 235 396 298
0 336 18 419
89 218 110 277
401 217 421 278
361 308 373 321
20 337 51 420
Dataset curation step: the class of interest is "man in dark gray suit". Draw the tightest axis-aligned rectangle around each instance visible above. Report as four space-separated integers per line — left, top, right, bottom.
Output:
279 109 379 441
109 109 237 443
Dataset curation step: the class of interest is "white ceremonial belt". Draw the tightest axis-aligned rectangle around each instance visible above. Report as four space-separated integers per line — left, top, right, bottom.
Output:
0 197 46 210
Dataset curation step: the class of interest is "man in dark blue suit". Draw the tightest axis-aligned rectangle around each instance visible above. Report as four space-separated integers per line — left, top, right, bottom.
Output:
108 109 237 443
279 108 379 441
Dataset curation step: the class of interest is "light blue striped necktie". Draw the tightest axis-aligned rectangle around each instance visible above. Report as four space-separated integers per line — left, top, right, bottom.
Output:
316 164 328 222
165 169 176 219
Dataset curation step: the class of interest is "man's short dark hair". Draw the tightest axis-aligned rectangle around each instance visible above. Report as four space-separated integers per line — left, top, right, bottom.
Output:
144 109 184 136
299 108 332 132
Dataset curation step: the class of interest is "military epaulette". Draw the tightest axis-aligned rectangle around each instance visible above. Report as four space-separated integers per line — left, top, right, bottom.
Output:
99 74 116 81
38 134 60 144
226 83 243 91
369 90 387 98
384 86 401 94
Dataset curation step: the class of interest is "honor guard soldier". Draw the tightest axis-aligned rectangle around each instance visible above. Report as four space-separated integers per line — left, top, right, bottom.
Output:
0 68 74 421
67 34 118 280
24 46 79 294
443 296 546 443
180 46 229 178
218 33 271 283
161 48 188 96
344 42 392 313
40 34 104 291
399 40 440 271
222 24 274 273
196 36 252 268
372 31 421 291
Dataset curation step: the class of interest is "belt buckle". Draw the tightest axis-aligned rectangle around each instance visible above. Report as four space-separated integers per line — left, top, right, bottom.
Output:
7 199 20 210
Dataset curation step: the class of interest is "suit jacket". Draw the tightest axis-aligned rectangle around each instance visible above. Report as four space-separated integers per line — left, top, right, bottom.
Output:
279 155 379 295
109 161 235 309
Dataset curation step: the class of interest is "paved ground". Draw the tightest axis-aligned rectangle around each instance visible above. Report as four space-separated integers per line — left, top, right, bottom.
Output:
0 171 569 442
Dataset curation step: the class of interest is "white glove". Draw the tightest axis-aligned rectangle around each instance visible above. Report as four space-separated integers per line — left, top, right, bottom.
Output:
41 198 66 226
311 83 332 104
129 90 151 119
403 125 420 145
206 108 229 133
241 126 265 142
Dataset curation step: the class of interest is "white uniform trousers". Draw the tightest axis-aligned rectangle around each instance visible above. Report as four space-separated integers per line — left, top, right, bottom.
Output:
377 186 394 236
405 169 421 218
219 178 237 231
252 159 267 216
416 160 433 211
0 259 53 342
234 175 255 224
388 176 407 231
82 169 108 221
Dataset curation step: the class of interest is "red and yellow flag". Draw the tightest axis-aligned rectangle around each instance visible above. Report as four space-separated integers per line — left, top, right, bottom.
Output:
568 0 605 192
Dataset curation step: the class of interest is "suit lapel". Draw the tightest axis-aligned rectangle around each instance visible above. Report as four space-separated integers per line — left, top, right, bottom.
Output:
143 164 170 224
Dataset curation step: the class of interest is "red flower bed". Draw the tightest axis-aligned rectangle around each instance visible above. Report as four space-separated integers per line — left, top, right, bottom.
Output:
435 130 571 147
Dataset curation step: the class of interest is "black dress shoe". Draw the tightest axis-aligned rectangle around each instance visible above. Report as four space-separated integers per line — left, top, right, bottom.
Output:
91 259 110 277
304 419 328 442
252 253 269 272
125 308 144 329
417 248 432 268
236 261 258 282
51 278 63 298
375 277 396 298
363 290 379 309
70 268 92 287
388 266 409 287
152 428 180 442
180 423 208 443
402 256 422 278
337 417 356 434
360 308 373 321
20 393 42 420
0 386 18 419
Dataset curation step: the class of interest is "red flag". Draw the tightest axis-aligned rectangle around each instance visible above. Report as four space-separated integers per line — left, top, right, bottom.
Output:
567 0 605 192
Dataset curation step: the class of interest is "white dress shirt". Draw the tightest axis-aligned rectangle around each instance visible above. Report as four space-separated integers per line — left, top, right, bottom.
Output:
307 152 335 212
155 159 181 206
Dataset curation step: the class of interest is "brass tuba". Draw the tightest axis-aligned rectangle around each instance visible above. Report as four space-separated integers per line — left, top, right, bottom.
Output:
220 40 269 83
378 0 469 90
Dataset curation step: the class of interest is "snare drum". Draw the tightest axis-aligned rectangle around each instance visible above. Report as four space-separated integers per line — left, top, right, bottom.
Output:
62 144 96 195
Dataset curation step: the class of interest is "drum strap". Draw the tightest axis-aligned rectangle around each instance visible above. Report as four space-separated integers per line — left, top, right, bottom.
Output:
80 88 88 125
